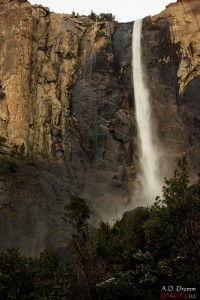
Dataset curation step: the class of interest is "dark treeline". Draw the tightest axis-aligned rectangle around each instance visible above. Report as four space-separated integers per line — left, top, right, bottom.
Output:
0 159 200 299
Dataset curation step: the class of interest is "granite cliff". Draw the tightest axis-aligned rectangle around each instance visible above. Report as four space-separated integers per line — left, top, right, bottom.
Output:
0 0 199 255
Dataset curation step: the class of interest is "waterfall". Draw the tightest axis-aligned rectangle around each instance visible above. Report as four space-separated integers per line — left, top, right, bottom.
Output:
132 19 163 202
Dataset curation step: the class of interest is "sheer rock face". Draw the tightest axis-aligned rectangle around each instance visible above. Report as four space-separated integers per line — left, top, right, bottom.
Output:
142 0 200 175
0 0 199 255
0 0 135 255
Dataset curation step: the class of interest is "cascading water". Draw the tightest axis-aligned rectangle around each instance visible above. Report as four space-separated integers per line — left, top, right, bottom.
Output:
132 19 163 202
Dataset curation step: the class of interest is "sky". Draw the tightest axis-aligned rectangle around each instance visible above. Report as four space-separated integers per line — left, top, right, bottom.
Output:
28 0 176 22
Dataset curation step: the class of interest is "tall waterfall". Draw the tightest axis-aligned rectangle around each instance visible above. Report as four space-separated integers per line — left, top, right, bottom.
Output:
132 19 163 202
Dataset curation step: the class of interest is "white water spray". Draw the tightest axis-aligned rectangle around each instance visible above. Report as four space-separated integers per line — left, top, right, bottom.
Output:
132 19 163 202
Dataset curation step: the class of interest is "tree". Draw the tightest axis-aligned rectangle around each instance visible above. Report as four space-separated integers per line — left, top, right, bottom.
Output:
0 246 71 299
0 159 198 299
99 13 115 22
89 10 97 21
64 196 107 300
93 159 200 297
144 158 200 284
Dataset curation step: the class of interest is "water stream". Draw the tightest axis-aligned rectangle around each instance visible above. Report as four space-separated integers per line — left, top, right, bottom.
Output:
132 19 163 202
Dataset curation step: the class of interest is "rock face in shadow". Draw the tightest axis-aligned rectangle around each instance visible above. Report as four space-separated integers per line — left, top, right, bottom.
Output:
0 0 199 255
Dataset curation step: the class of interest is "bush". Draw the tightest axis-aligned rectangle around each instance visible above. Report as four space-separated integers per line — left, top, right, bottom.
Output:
0 135 6 145
0 155 19 173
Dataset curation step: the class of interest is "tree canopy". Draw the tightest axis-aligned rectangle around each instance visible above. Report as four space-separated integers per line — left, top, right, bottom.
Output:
0 159 199 299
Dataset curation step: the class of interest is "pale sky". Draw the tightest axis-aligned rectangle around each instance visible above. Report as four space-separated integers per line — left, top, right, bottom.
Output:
28 0 176 22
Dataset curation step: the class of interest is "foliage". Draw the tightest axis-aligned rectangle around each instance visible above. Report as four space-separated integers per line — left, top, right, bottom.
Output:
0 155 19 173
64 196 108 300
89 10 97 21
71 11 80 18
64 196 90 232
94 208 150 266
144 158 200 285
99 13 115 22
0 159 199 298
19 143 25 160
92 159 200 298
0 246 71 299
0 135 6 146
89 11 116 22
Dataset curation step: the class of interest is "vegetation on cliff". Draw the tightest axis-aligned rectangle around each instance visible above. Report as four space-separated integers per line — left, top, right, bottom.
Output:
0 159 199 299
88 11 116 22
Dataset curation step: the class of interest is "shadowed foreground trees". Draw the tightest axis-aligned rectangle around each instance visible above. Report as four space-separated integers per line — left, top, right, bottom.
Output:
0 246 72 299
63 196 108 300
0 159 199 299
